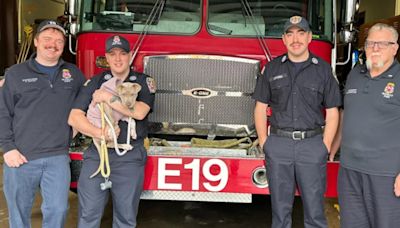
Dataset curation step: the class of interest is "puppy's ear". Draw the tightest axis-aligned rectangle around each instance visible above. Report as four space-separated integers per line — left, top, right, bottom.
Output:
133 84 142 93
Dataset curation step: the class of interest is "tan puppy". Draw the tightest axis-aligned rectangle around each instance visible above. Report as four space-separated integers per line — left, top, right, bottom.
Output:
87 78 141 151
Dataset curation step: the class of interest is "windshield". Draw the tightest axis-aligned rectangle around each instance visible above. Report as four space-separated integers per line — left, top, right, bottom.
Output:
207 0 333 41
80 0 201 34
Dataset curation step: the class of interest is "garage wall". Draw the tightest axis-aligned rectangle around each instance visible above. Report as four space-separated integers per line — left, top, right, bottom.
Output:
20 0 64 37
359 0 396 23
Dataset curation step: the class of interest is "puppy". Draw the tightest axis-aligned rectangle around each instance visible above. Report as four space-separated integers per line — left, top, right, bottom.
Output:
86 77 141 152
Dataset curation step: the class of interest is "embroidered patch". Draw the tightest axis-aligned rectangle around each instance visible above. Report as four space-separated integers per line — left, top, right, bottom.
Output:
346 88 357 94
146 77 156 93
272 75 284 80
290 16 302 24
104 74 112 80
22 78 38 83
382 82 395 98
112 35 122 45
62 69 71 79
61 69 73 82
129 75 137 81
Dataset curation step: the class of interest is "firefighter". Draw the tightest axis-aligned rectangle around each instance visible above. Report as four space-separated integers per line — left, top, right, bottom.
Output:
68 35 155 228
0 20 85 228
334 23 400 228
252 16 341 228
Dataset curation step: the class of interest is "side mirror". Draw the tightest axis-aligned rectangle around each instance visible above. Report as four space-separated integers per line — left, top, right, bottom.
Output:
340 27 356 43
69 22 78 36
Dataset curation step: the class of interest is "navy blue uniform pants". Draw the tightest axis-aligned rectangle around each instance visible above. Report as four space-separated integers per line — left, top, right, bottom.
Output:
338 166 400 228
77 146 146 228
264 135 328 228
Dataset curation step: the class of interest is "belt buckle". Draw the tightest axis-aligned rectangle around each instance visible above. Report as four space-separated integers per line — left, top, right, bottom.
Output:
292 131 305 140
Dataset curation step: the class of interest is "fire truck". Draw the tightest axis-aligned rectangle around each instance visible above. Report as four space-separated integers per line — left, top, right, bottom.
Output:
65 0 358 203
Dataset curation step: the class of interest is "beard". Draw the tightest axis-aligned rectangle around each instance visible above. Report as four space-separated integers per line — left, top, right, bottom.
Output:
366 58 384 70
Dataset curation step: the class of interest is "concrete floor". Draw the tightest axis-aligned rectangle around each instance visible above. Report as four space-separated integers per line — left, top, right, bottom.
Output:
0 155 340 228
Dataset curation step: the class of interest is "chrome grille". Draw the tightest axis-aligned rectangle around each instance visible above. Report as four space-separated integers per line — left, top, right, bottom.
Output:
144 55 259 129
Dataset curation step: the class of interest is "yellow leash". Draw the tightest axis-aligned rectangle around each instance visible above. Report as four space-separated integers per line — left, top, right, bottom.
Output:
90 103 112 190
99 102 110 178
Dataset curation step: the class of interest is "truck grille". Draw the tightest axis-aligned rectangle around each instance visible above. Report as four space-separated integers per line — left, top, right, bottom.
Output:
144 55 259 135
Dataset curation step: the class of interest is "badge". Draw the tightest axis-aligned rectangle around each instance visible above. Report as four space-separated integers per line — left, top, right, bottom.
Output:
146 77 156 93
290 16 302 24
129 75 137 81
104 74 112 80
382 82 395 98
311 57 319 64
62 69 71 79
112 35 122 46
61 69 73 83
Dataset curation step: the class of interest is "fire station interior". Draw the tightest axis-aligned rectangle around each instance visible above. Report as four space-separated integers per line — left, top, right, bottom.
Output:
0 0 398 150
0 0 398 77
0 2 399 158
1 0 400 227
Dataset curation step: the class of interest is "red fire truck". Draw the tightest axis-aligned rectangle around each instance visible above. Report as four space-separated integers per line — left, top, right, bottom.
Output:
66 0 358 203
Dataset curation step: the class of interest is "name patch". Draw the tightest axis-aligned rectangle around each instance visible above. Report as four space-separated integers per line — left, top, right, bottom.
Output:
22 78 38 83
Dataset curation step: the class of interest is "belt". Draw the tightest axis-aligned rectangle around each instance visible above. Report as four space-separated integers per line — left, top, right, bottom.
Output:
270 127 323 140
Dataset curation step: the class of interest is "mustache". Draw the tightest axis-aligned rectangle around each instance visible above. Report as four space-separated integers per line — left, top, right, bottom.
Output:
45 46 59 51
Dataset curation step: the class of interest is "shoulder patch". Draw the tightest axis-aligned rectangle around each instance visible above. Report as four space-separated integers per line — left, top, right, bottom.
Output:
104 74 112 80
146 77 156 93
83 79 91 87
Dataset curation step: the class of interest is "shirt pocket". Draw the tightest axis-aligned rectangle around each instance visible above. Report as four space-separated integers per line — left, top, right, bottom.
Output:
269 76 290 111
300 82 323 107
57 86 78 99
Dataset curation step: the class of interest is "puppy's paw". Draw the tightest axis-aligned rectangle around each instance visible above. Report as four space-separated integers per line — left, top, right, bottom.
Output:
118 144 133 151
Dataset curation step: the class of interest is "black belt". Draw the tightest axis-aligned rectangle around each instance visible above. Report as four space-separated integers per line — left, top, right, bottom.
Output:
270 127 323 140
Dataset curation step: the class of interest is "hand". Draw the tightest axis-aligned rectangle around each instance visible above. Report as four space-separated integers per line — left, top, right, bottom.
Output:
323 140 335 162
328 151 336 162
0 79 4 87
103 125 120 141
258 137 267 150
325 143 335 162
394 173 400 197
3 149 28 168
92 89 112 103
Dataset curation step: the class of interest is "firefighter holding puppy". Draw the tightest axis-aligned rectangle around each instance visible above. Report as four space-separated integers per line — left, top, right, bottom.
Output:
68 35 155 228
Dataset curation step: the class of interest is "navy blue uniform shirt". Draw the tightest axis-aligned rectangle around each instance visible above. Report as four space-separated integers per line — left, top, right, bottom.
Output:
0 53 85 161
341 61 400 176
252 53 342 130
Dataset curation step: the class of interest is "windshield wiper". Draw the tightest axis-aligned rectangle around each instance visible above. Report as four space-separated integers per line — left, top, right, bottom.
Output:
240 0 272 62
